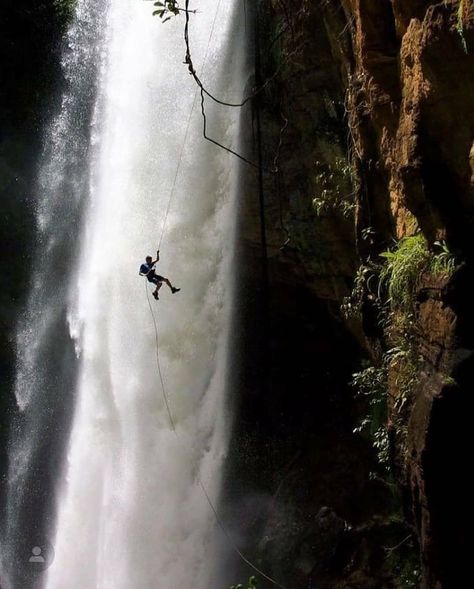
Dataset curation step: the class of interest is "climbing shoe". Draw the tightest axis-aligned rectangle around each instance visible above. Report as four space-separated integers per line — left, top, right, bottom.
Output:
152 292 159 300
171 287 180 294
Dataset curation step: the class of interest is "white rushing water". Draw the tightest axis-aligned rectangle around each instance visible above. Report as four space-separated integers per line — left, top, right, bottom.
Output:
7 0 247 587
2 1 108 585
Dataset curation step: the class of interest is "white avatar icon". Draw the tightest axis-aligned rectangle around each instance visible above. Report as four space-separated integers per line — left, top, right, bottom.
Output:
29 547 45 563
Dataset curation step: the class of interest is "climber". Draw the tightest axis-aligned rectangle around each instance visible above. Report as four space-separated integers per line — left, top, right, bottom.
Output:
139 250 180 300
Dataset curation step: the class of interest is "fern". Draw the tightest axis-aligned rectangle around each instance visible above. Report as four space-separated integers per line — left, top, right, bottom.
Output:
379 235 431 311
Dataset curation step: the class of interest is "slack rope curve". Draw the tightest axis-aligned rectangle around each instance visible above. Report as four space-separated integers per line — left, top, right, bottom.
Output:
144 281 287 589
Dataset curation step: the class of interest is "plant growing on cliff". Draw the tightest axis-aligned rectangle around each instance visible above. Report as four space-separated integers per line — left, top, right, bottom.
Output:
152 0 180 22
456 0 468 53
54 0 76 22
378 235 457 313
379 235 431 312
385 535 421 588
341 262 379 319
352 364 390 467
385 339 420 412
228 576 257 589
352 337 421 468
312 157 357 218
345 235 457 468
430 239 457 275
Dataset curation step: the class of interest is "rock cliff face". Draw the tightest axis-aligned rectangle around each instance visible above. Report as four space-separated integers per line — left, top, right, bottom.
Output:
233 1 473 587
1 2 472 587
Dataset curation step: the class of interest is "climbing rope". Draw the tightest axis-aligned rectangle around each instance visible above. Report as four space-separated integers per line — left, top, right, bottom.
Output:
158 0 224 248
197 478 288 589
183 0 260 169
157 89 194 250
145 280 176 432
184 0 293 248
182 0 299 173
158 0 286 244
144 5 289 585
145 282 287 589
184 0 276 109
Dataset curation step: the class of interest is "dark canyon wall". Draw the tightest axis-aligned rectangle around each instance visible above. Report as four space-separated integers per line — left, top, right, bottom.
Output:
231 1 473 587
1 2 473 588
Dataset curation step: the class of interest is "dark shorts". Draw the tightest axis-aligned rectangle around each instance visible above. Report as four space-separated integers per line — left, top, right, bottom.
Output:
147 273 165 285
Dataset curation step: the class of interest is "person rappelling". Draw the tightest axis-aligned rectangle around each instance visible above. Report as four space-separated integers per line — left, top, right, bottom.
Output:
139 250 180 300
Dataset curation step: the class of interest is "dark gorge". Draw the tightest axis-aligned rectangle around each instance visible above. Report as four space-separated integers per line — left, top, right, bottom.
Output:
1 2 473 588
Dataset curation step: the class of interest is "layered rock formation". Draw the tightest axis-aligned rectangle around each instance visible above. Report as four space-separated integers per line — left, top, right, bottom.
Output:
1 2 472 587
233 1 473 587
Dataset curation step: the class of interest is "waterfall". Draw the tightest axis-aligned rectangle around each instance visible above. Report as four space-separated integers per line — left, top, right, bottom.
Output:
1 0 249 587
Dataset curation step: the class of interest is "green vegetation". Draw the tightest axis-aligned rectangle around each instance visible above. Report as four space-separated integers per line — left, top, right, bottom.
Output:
430 239 458 275
379 235 457 312
347 235 458 320
341 262 378 319
228 576 257 589
348 234 457 469
352 341 420 469
387 340 419 411
379 235 431 311
385 537 422 588
152 0 181 23
442 375 457 386
312 157 357 218
456 0 468 53
342 234 457 329
53 0 76 25
352 363 389 467
351 357 419 585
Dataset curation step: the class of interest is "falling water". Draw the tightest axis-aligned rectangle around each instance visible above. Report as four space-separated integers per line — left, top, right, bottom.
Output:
1 0 249 587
